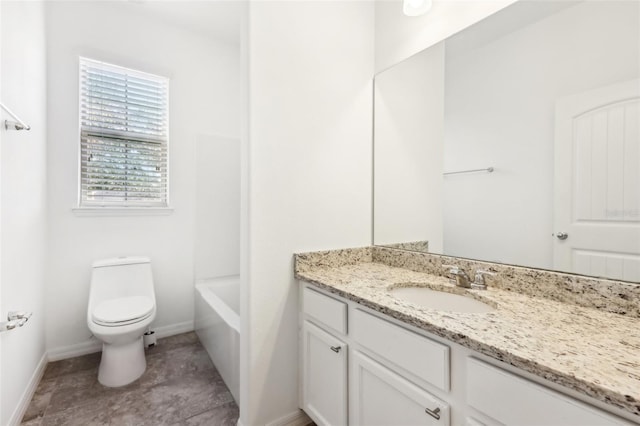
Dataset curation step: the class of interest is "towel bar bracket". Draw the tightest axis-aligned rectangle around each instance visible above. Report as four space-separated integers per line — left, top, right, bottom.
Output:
4 120 30 131
1 102 31 131
0 311 32 333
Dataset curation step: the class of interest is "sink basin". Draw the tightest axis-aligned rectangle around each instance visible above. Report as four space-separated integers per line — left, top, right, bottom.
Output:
389 287 495 313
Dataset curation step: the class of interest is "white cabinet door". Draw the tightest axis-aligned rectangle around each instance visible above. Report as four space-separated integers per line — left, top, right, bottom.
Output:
302 320 348 426
350 350 450 426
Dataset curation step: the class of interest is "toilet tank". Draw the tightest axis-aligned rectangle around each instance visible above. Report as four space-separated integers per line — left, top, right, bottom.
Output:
89 257 155 306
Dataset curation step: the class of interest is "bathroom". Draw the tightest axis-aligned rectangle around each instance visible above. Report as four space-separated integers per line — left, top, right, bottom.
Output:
0 0 638 425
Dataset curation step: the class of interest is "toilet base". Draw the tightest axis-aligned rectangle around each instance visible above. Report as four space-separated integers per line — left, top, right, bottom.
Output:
98 336 146 387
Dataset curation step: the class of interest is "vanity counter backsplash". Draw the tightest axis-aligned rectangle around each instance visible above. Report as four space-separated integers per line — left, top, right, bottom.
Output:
294 246 640 419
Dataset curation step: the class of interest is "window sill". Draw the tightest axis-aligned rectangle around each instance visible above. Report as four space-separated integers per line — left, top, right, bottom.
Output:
72 206 174 217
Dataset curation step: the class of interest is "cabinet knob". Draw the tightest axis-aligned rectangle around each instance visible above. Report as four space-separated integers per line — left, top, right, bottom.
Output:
330 345 341 353
425 407 441 420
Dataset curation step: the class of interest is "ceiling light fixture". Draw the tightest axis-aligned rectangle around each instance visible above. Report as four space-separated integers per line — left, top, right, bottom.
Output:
403 0 433 16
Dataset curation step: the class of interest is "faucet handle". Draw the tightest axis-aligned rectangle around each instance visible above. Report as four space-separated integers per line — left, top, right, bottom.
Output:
442 265 459 284
442 265 472 288
472 270 496 290
443 265 470 276
442 265 460 278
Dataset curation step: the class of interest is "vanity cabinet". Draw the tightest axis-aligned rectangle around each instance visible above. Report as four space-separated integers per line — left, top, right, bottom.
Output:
351 308 450 392
299 282 633 426
301 287 349 425
302 285 451 426
301 320 348 426
303 286 347 335
350 349 450 426
467 358 625 426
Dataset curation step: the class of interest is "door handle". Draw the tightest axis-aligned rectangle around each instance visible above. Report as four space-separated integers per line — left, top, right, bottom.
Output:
556 232 569 240
330 346 341 353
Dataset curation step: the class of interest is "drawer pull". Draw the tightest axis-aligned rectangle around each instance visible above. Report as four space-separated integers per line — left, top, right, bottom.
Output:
425 407 441 420
330 345 342 353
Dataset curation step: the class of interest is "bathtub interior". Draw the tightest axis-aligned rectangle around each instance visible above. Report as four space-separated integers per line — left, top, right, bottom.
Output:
209 279 239 316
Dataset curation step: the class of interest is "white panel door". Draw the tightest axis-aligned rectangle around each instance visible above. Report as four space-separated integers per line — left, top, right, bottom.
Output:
350 350 450 426
302 321 348 426
554 79 640 281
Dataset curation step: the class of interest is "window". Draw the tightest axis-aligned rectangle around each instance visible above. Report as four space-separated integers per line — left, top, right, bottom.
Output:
79 58 169 208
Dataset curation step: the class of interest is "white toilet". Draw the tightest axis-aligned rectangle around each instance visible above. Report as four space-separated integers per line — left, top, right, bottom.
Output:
87 256 156 387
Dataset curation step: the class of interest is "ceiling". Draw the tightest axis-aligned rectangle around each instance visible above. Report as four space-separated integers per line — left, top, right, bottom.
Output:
446 0 580 59
126 0 244 45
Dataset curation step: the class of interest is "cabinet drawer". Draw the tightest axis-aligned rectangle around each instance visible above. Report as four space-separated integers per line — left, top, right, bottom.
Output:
303 286 347 335
350 350 450 426
467 358 630 426
352 309 450 391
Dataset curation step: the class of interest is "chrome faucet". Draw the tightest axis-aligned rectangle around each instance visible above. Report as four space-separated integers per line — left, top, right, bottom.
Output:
443 265 472 288
471 270 496 290
443 265 495 290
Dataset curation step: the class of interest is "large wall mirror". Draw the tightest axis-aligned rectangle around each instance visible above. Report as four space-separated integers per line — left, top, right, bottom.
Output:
373 0 640 282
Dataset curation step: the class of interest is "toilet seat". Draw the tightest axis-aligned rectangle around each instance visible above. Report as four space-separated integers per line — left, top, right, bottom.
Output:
92 296 154 327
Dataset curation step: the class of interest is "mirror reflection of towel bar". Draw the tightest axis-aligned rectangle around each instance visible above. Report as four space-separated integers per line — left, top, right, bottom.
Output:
443 167 494 176
0 102 31 131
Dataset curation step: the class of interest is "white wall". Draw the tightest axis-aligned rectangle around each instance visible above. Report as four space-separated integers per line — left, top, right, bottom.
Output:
242 2 374 424
374 0 516 73
45 1 240 353
195 135 240 280
0 1 48 424
443 1 640 267
374 43 444 251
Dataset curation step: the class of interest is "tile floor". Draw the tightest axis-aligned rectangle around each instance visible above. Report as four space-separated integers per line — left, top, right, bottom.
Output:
21 332 238 426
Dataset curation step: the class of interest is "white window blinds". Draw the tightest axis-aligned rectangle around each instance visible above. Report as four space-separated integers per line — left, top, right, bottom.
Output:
79 58 169 207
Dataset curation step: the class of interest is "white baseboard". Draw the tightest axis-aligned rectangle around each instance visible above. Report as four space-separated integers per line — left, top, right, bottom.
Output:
47 320 195 362
47 337 102 362
154 320 194 339
8 352 48 426
266 409 312 426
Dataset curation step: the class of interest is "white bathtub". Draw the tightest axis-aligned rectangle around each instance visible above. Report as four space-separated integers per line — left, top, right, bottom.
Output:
195 276 240 404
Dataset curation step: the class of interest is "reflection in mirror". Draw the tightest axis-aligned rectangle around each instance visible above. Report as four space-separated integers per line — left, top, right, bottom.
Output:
373 0 640 282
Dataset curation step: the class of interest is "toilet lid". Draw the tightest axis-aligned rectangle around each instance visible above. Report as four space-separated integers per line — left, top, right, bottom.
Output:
92 296 154 325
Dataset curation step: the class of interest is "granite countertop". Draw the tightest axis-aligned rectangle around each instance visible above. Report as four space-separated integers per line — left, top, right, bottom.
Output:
295 254 640 420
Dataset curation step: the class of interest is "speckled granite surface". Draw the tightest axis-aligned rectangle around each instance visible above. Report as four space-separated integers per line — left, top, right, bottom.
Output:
294 247 640 419
372 246 640 318
379 240 429 253
295 247 371 273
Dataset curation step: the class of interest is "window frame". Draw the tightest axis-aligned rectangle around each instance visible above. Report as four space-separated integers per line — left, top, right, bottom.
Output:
76 57 171 213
